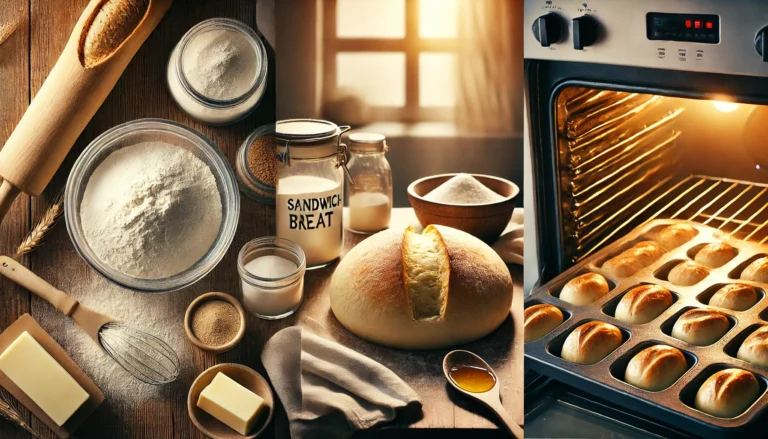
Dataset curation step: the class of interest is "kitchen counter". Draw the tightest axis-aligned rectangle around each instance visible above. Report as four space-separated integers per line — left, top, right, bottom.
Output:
0 2 521 438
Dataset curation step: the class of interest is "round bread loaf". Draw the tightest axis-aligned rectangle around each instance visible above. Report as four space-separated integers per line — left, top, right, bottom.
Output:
602 241 663 278
694 242 738 268
671 308 730 346
625 345 687 391
668 261 710 286
709 284 758 311
524 304 564 343
330 225 513 349
615 284 674 324
561 321 623 365
737 325 768 367
741 257 768 283
656 223 698 250
559 273 610 306
694 368 760 418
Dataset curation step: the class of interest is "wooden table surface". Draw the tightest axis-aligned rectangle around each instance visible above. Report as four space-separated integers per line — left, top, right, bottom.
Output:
0 1 522 438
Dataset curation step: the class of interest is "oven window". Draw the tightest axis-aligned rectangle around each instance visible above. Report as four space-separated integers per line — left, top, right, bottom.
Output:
554 86 768 265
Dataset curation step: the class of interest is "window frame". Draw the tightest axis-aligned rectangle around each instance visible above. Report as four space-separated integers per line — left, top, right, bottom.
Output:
322 0 457 123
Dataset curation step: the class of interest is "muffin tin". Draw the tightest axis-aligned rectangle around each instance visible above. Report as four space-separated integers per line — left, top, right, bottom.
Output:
525 219 768 437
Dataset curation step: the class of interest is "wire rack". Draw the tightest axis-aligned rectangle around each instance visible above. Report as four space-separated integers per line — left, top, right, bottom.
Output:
576 175 768 262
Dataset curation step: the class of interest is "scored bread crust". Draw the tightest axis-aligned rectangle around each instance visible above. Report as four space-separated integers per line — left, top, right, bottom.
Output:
695 368 760 418
561 321 622 365
737 325 768 367
80 0 150 67
625 345 687 391
524 304 564 343
330 225 513 349
694 242 738 268
671 308 730 346
741 257 768 283
709 284 758 311
615 284 674 324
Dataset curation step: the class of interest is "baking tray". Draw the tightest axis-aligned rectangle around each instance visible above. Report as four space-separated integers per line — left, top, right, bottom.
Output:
525 219 768 438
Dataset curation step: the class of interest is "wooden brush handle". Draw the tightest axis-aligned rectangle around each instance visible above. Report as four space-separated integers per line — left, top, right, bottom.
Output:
0 0 173 218
0 256 79 316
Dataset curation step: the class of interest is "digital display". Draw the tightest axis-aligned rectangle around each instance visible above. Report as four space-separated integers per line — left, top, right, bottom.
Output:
647 13 720 44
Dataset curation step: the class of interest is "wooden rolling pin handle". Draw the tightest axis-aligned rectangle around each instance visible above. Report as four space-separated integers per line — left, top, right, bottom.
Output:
0 255 79 317
0 180 21 223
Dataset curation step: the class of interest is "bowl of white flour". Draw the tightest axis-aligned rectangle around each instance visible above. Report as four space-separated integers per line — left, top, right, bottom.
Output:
65 119 240 293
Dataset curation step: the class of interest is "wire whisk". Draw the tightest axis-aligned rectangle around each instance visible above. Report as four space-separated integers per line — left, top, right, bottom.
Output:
99 323 180 385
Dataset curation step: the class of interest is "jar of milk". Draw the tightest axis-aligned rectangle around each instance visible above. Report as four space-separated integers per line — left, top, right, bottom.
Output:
346 133 392 234
275 119 350 268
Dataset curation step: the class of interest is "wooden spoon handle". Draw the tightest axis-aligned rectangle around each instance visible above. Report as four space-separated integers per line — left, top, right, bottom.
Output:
0 256 78 316
486 398 524 439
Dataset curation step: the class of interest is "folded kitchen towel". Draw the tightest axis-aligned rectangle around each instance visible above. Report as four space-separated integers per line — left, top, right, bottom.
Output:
261 325 422 439
493 208 524 265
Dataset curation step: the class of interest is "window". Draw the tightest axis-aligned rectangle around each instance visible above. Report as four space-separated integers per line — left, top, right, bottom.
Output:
323 0 459 123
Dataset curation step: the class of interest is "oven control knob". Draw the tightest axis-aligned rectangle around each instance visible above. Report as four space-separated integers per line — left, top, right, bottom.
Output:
532 13 563 47
756 26 768 62
573 15 599 50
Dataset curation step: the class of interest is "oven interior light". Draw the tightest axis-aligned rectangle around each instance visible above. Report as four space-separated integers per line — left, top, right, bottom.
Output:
712 101 740 113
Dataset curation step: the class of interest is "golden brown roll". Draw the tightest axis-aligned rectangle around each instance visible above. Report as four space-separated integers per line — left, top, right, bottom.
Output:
561 321 623 365
524 304 564 343
624 345 688 391
656 223 698 250
709 284 758 311
559 273 610 306
668 261 710 286
741 257 768 283
671 308 730 346
694 368 760 418
602 241 663 278
737 325 768 367
694 242 739 268
615 285 674 324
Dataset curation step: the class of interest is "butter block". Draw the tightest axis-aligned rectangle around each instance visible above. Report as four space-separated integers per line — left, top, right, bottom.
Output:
0 331 89 426
198 372 265 435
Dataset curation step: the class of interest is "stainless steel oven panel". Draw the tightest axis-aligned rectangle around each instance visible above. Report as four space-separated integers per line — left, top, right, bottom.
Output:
525 0 768 78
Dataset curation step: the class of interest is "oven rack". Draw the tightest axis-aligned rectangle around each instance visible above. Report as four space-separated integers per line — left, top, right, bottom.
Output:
578 175 768 262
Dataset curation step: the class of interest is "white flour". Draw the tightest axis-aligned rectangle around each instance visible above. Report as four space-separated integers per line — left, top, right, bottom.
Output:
424 173 505 205
277 176 343 267
80 141 222 279
348 192 391 233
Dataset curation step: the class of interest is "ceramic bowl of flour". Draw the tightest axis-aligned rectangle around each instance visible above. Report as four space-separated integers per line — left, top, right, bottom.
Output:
407 173 518 243
65 119 240 293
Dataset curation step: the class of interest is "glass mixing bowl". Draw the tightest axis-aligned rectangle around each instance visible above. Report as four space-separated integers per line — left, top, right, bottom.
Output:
65 119 240 293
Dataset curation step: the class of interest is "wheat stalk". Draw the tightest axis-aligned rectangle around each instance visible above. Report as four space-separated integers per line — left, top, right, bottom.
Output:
13 190 65 261
0 390 39 438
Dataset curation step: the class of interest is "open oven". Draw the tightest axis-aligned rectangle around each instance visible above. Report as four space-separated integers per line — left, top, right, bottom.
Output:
523 0 768 437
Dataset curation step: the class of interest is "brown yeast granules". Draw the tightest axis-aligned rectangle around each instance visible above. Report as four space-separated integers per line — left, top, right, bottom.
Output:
247 133 277 188
191 300 240 346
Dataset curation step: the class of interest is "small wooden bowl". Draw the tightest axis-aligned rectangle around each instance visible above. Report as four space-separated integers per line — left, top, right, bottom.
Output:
188 363 274 439
185 292 247 354
407 174 519 243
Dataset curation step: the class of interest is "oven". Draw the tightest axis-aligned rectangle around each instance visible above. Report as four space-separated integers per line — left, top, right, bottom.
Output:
523 0 768 436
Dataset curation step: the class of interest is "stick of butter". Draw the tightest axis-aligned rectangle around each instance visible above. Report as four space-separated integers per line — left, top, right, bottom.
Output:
0 331 89 426
198 372 265 435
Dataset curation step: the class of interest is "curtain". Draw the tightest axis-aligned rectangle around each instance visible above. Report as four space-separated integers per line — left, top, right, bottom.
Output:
456 0 523 136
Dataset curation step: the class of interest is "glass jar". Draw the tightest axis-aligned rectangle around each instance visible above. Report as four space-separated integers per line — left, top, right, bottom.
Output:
275 119 350 269
235 124 277 204
237 237 306 320
346 133 393 233
167 18 268 126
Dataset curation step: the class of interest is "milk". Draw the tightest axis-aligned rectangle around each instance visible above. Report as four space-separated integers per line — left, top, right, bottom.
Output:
241 255 303 318
277 175 343 267
348 192 391 233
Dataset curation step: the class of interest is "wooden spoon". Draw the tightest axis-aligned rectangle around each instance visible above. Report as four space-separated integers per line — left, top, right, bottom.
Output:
443 350 523 438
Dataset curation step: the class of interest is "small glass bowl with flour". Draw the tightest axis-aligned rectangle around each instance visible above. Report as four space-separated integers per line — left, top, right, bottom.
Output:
167 18 268 125
65 119 240 293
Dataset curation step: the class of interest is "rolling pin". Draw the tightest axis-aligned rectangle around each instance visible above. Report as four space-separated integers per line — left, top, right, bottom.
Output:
0 0 173 222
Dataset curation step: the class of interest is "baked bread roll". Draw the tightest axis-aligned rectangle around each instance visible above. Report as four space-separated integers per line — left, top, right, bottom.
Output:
615 284 674 324
524 304 564 342
694 368 760 418
330 225 513 349
656 223 698 250
624 345 687 391
671 308 730 346
709 284 758 311
559 273 610 306
694 242 738 268
602 241 663 278
741 257 768 283
561 321 623 365
737 325 768 367
668 261 710 286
